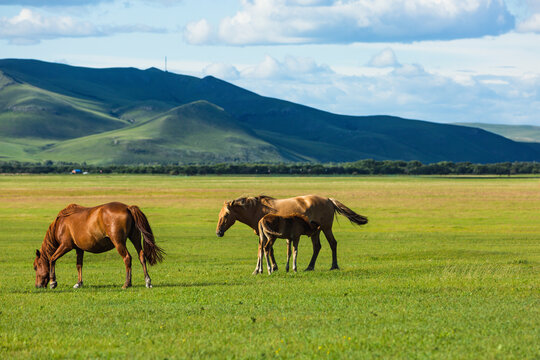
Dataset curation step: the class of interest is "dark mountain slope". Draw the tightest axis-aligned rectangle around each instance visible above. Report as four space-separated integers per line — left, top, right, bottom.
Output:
0 58 538 164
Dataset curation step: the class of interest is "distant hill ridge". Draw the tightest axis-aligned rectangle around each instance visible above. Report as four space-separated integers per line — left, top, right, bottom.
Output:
455 123 540 143
0 58 538 164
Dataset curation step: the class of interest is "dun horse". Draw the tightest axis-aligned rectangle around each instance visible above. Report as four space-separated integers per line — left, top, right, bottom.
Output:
33 202 164 289
216 195 368 272
257 213 320 274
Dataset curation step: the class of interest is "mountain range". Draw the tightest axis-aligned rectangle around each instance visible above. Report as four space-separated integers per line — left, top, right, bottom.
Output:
0 58 538 165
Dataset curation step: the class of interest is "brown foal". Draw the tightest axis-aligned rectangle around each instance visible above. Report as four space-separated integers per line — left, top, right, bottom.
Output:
257 213 320 274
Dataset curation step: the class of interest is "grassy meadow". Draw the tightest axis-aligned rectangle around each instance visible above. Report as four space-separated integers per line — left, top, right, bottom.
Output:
0 175 538 359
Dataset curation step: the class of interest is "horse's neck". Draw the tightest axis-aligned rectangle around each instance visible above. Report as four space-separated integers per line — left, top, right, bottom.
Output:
41 219 61 259
236 205 270 230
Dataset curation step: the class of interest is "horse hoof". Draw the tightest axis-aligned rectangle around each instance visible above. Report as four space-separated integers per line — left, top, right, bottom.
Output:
146 283 153 288
330 266 340 271
122 284 132 289
73 282 83 289
304 267 314 272
50 281 57 289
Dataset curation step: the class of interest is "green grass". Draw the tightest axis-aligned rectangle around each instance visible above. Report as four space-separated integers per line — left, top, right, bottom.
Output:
0 175 538 359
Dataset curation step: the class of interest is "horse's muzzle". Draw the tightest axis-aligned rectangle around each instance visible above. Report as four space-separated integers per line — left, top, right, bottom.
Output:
216 230 224 237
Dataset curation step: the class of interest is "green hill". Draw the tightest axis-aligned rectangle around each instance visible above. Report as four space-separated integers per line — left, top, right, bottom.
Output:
0 58 538 164
455 123 540 143
40 101 288 164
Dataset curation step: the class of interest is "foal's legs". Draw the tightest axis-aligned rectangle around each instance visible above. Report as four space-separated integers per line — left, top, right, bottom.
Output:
270 247 278 272
254 235 264 275
292 237 300 272
263 242 274 275
285 240 291 272
322 227 339 270
73 248 84 288
48 242 73 289
129 229 152 288
305 229 321 271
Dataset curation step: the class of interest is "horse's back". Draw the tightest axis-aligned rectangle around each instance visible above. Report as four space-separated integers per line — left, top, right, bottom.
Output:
273 195 334 225
62 202 132 252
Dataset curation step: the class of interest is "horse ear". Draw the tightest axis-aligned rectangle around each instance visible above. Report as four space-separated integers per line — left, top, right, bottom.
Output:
230 200 235 206
36 249 40 257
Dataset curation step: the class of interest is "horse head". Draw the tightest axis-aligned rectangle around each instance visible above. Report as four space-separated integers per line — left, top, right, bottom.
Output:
216 201 237 237
33 249 50 288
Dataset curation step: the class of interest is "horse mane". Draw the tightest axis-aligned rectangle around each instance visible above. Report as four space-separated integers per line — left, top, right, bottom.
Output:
58 203 86 217
40 204 86 259
230 195 275 209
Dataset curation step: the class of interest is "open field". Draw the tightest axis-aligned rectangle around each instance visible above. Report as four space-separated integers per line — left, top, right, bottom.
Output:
0 175 539 359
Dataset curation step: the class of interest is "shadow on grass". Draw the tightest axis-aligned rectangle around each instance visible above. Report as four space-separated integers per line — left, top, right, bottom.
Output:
13 280 243 294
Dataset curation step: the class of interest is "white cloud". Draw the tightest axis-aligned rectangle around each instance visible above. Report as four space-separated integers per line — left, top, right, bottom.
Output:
203 62 240 80
517 13 540 32
183 19 213 45
212 54 539 125
239 55 333 80
184 0 515 45
367 48 400 68
0 8 165 44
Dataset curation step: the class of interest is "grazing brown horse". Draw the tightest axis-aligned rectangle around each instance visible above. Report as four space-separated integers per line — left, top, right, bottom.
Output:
216 195 368 272
257 213 320 274
33 202 164 289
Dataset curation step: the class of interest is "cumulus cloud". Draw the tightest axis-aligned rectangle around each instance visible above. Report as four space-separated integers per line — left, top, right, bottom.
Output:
0 8 165 44
215 54 539 125
183 19 213 45
517 13 540 33
367 48 400 68
184 0 515 45
203 62 240 80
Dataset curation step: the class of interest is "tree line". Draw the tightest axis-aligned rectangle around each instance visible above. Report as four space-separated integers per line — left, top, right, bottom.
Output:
1 160 539 175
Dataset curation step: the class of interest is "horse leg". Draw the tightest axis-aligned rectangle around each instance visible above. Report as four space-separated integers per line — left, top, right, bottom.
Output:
292 237 300 272
305 229 321 271
129 229 152 288
48 243 72 289
322 227 339 270
270 246 278 272
285 240 291 272
113 241 132 289
73 248 84 288
254 232 265 275
264 245 273 275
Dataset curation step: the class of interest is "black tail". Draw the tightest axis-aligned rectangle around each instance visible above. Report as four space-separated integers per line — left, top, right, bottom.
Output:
329 198 368 225
127 205 164 265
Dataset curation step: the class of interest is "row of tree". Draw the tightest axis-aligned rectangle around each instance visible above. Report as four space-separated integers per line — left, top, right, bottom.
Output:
1 160 539 175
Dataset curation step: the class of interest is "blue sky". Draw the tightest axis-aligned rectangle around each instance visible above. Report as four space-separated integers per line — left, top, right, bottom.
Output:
0 0 539 125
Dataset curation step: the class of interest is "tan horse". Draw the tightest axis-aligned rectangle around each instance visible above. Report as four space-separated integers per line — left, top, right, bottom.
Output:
216 195 368 272
33 202 164 289
257 213 320 274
